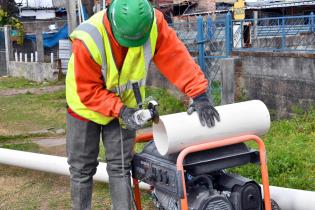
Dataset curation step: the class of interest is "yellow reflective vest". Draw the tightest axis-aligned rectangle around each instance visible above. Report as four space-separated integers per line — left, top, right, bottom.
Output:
66 10 158 125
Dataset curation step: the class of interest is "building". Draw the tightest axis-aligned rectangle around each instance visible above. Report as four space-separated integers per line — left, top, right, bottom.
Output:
245 0 315 18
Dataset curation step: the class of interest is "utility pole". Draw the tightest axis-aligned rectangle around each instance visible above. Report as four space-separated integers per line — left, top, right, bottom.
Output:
67 0 78 36
81 0 94 17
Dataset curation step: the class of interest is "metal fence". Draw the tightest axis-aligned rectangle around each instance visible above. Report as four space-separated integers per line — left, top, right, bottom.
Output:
171 14 232 99
172 12 315 97
233 13 315 52
0 27 7 76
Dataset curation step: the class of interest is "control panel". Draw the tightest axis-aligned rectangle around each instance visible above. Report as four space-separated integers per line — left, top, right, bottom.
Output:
132 152 183 199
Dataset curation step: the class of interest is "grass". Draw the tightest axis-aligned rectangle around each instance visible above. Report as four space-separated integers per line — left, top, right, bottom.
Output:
230 109 315 190
146 87 186 115
0 90 67 135
0 163 155 210
0 77 314 209
1 142 40 151
210 81 221 106
0 76 64 90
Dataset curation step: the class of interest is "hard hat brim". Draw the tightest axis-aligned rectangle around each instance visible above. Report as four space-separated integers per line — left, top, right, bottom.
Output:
113 30 151 48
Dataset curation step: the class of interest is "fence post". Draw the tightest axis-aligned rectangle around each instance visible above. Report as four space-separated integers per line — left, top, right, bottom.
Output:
310 12 314 32
207 16 213 40
240 20 243 48
36 31 45 62
4 25 11 75
197 16 206 73
281 17 286 50
221 58 235 105
225 12 232 56
253 11 258 39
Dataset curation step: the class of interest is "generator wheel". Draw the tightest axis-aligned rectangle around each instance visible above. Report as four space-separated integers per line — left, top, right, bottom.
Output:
263 199 281 210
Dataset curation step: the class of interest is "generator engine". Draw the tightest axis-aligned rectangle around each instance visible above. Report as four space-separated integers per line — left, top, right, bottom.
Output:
132 141 269 210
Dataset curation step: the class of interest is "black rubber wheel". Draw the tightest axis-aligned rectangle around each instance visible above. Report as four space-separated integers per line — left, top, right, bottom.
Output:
263 199 281 210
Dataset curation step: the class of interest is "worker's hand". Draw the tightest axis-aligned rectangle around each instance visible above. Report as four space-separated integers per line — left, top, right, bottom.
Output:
119 106 142 130
187 93 220 127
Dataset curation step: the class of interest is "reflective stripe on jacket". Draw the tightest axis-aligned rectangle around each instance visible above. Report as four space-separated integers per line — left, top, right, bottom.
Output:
66 10 158 125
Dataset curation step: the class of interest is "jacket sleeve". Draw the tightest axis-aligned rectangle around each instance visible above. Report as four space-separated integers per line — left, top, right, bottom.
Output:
72 39 124 117
153 10 208 98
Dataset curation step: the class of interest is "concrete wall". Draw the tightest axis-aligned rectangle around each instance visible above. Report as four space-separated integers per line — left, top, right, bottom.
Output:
8 61 59 82
252 32 315 50
21 20 67 34
233 51 315 119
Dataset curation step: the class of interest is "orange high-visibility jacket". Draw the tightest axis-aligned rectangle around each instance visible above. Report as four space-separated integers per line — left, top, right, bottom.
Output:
68 9 208 120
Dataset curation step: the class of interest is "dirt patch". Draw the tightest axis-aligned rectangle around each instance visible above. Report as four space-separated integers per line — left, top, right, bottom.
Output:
0 165 71 210
0 134 156 209
34 137 66 148
0 85 65 96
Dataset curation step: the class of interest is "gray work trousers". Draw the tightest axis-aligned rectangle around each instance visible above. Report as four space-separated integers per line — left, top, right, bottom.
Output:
66 113 135 210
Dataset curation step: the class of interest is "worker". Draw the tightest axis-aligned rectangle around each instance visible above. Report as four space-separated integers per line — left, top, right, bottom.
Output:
65 0 220 209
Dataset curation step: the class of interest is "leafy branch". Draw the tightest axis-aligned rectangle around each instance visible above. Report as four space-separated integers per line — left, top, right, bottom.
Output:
0 9 25 45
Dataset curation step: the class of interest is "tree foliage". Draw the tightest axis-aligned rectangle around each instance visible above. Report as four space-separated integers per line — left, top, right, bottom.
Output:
0 0 19 17
0 8 25 45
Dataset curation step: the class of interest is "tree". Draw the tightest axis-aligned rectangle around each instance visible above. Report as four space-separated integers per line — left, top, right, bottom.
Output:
0 0 24 45
0 0 19 17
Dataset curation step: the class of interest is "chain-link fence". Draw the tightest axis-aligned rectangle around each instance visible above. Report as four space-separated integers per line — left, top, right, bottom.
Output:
171 14 232 103
233 13 315 52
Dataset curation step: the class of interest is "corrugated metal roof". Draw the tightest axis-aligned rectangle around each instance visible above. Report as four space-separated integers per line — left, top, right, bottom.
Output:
17 0 53 7
246 0 315 9
159 0 198 6
216 0 237 4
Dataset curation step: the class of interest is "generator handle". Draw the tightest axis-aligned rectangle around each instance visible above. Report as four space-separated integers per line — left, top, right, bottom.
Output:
135 132 153 143
176 135 272 210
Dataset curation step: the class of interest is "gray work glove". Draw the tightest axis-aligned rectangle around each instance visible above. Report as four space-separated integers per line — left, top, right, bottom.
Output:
119 106 142 130
187 93 220 127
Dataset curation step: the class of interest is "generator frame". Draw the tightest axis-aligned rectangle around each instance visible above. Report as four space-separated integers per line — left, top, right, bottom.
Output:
133 133 272 210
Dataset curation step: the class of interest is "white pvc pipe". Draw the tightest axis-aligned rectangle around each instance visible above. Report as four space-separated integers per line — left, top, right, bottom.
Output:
0 148 105 182
266 186 315 210
0 148 314 209
153 100 271 155
0 148 149 189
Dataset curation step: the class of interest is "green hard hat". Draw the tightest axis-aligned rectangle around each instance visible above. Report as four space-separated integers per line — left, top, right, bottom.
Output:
108 0 154 47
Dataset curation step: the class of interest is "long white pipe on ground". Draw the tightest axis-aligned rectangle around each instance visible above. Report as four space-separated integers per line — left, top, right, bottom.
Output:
264 185 315 210
0 148 314 209
153 100 271 155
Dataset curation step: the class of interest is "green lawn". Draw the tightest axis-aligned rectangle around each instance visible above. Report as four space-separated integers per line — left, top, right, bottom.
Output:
231 110 315 190
1 78 314 190
0 90 67 135
0 77 64 90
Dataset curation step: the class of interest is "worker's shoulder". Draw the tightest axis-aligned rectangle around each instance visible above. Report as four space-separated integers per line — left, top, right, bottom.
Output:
154 9 165 22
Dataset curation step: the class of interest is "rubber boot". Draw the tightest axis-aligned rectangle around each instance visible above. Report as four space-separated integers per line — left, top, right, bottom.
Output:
109 176 132 210
71 181 93 210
